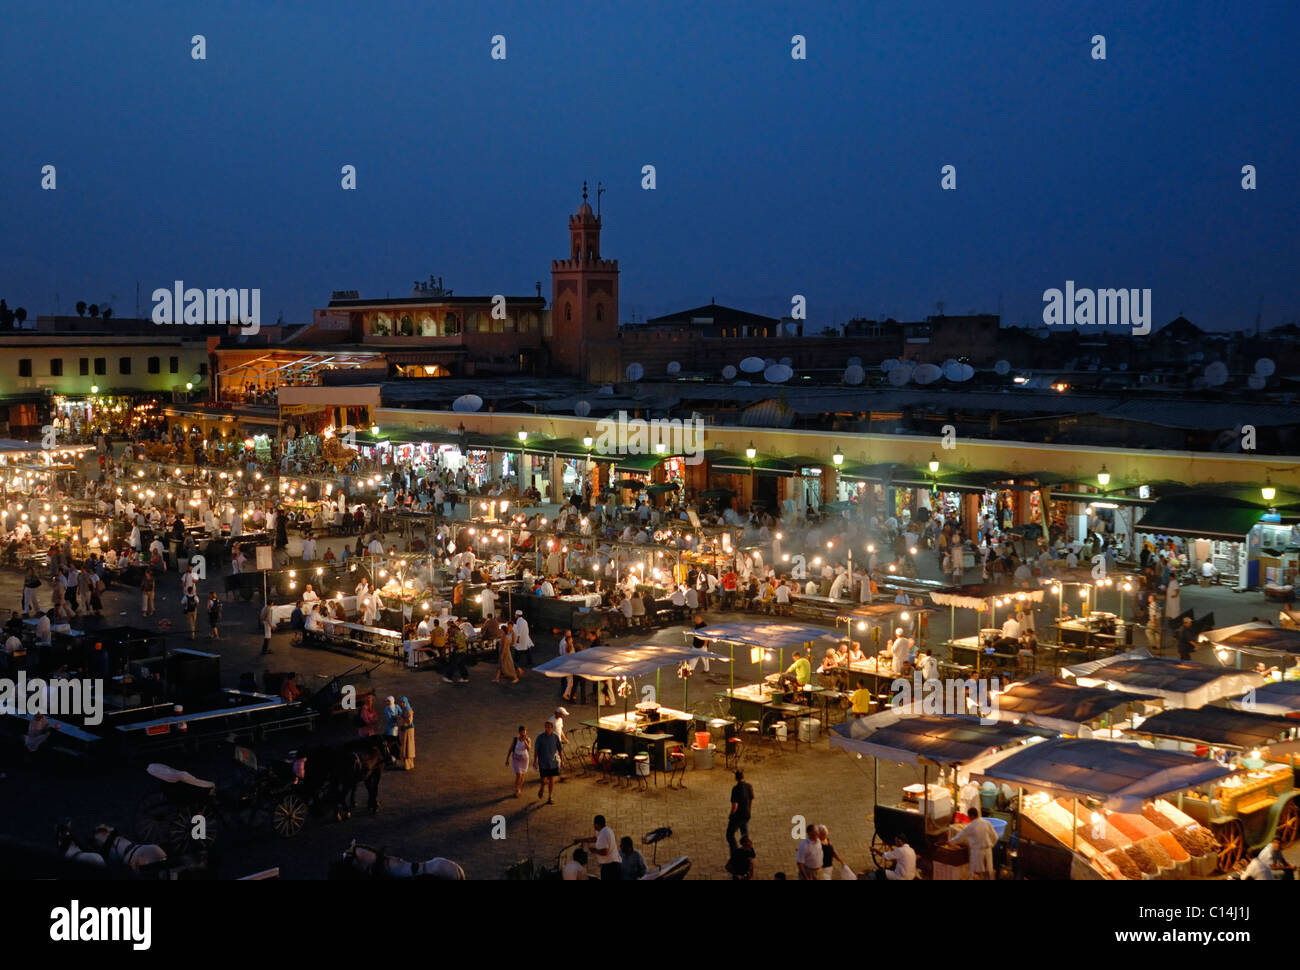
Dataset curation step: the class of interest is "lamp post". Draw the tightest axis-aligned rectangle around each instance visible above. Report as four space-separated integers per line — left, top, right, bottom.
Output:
517 427 528 494
745 441 757 514
583 434 594 501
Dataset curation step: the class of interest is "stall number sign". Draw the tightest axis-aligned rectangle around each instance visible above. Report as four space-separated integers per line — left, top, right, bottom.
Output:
255 546 273 571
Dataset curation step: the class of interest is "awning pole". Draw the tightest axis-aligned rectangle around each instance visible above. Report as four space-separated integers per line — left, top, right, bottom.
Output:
1072 797 1078 852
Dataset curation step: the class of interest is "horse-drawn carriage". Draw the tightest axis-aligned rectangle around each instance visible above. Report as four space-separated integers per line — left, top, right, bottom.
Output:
132 747 311 860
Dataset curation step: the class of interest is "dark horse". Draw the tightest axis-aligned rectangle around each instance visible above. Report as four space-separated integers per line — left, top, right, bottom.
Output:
296 736 386 822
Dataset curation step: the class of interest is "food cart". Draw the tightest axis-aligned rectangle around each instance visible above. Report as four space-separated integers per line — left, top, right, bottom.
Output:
1200 622 1300 675
972 737 1240 879
829 711 1051 877
1124 706 1300 870
929 584 1044 678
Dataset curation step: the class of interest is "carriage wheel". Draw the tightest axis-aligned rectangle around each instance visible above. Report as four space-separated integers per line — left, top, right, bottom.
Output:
1276 800 1300 846
271 794 309 838
869 832 888 871
1211 820 1244 872
132 792 176 848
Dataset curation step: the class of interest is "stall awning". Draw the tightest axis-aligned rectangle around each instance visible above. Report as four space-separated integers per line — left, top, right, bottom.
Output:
828 713 1052 767
993 675 1159 733
1135 501 1264 541
613 454 665 473
929 584 1045 610
692 621 838 649
706 454 795 477
1228 680 1300 715
1063 655 1267 709
972 737 1241 812
1129 707 1297 751
1202 623 1300 656
532 643 728 680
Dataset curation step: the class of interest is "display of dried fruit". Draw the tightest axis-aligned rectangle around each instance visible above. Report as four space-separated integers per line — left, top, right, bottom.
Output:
1126 842 1157 874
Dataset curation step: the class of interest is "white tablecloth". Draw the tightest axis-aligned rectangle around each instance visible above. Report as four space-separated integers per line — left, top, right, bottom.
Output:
269 595 358 626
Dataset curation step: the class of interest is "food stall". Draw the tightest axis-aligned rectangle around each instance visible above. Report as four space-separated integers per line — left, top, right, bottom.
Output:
1124 705 1300 870
972 737 1241 879
829 711 1052 878
1228 680 1300 717
534 643 728 772
991 673 1158 736
1199 622 1300 675
929 584 1045 677
1062 650 1268 710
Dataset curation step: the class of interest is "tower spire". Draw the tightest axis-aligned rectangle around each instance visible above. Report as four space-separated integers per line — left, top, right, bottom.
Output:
582 180 588 203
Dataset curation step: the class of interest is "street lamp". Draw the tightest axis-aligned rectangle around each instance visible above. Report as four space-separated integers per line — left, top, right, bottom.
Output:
745 442 757 514
745 442 757 461
1262 478 1276 502
517 428 528 494
928 453 940 474
832 446 843 466
582 434 595 498
1097 465 1110 487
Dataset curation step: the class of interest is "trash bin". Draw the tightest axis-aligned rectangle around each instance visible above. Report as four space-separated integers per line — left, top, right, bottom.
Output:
692 743 715 770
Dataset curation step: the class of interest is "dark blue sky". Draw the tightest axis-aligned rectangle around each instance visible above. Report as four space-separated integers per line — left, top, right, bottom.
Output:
4 0 1296 331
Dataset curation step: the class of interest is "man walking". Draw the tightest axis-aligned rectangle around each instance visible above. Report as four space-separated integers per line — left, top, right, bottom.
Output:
534 719 562 805
726 769 754 851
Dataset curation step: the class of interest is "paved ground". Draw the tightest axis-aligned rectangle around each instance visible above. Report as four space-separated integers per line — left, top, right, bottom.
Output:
3 479 1296 878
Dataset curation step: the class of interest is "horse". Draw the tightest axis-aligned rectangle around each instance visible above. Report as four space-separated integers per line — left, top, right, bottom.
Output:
55 821 106 869
296 735 386 822
329 839 465 880
92 824 168 871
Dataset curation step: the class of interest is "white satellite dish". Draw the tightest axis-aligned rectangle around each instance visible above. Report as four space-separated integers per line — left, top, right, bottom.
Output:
913 363 943 385
740 356 766 374
722 365 738 380
942 361 964 382
574 400 592 417
598 384 615 396
764 363 793 383
452 394 483 413
1204 361 1228 387
625 362 644 382
887 366 911 387
843 364 865 386
666 361 681 376
847 356 862 367
1248 374 1266 390
779 356 792 367
942 359 958 371
881 358 900 374
994 360 1011 376
1256 358 1275 377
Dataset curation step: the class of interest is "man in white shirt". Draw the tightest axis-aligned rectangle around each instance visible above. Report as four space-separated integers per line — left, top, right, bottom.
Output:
582 815 622 880
796 824 822 880
1001 614 1021 639
1065 548 1079 569
890 629 913 674
301 584 320 609
1243 849 1275 881
882 835 917 880
512 610 533 665
416 613 433 638
300 534 317 561
1013 561 1032 586
684 586 699 611
367 535 385 557
950 807 999 879
829 569 850 600
894 590 910 606
538 577 556 597
35 611 52 645
774 581 791 614
480 585 497 619
562 848 589 880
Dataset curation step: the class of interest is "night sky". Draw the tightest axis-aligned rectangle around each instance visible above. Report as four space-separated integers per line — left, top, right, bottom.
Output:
4 0 1296 331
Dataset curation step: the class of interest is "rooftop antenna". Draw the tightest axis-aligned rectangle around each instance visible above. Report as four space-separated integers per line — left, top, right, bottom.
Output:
596 180 605 218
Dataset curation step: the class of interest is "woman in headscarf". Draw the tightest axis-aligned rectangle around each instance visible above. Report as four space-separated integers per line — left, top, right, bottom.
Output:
396 698 416 770
381 696 401 765
494 621 520 684
357 693 379 738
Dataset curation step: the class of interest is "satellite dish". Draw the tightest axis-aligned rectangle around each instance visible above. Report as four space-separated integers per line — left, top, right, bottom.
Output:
779 356 792 367
1247 374 1266 390
739 356 765 374
880 358 900 374
598 384 615 396
994 360 1011 376
887 366 911 387
913 363 943 385
843 364 865 386
942 361 964 382
942 359 958 371
735 380 751 386
666 361 681 376
1204 361 1228 387
452 394 483 413
625 362 644 382
764 363 793 383
1256 358 1275 377
847 356 862 367
722 365 738 380
574 400 592 417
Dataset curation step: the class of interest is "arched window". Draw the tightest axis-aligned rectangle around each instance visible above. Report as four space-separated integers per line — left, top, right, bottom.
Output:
444 312 460 335
595 303 604 322
399 314 414 336
419 315 437 336
565 303 572 322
